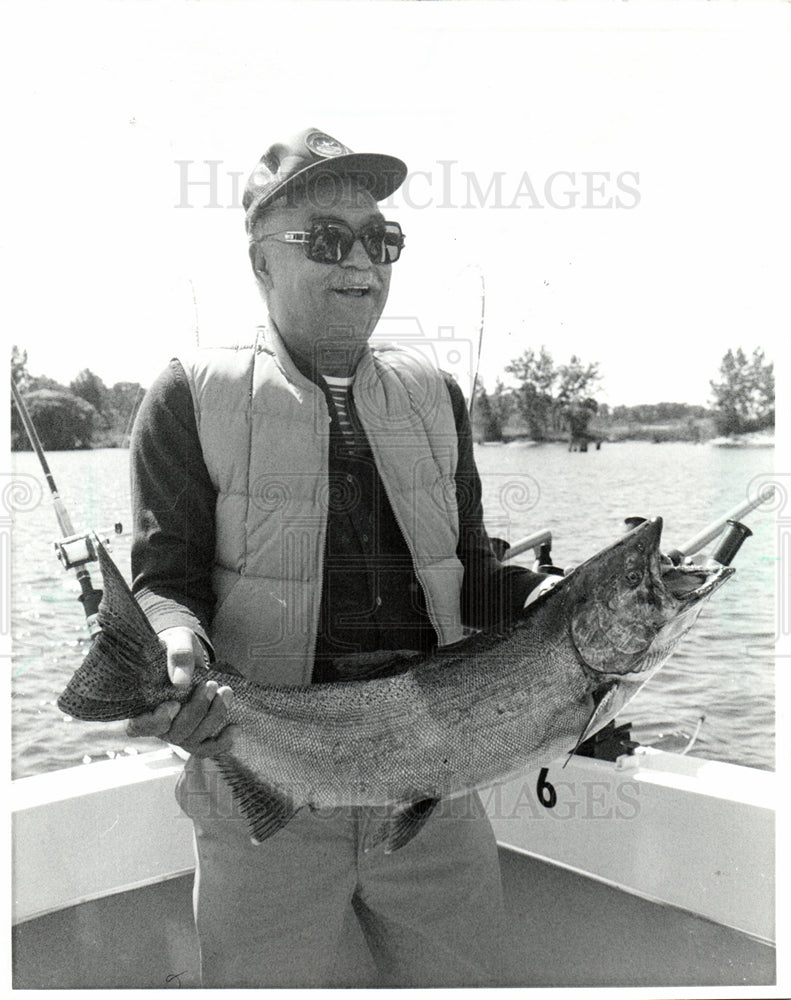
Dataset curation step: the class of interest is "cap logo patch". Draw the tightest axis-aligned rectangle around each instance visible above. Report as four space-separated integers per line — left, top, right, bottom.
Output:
305 131 350 159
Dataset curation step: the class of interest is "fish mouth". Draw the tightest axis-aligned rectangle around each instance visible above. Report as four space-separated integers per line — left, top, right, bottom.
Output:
622 516 735 605
664 561 736 603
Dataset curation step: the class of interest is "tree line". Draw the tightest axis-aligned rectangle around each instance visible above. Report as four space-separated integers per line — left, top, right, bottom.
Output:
10 342 773 451
11 346 145 451
473 344 774 443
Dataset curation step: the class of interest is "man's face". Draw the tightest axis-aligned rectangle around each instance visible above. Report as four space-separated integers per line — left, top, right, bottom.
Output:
250 179 392 375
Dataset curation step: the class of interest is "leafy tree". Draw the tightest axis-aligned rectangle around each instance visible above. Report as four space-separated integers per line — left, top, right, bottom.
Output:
555 356 601 405
473 379 512 442
562 398 599 442
28 373 69 392
505 346 601 440
710 347 774 436
11 345 30 389
491 379 512 431
105 381 145 443
505 346 556 440
12 389 97 450
473 383 495 440
70 368 108 416
10 346 30 448
10 347 74 448
749 347 775 426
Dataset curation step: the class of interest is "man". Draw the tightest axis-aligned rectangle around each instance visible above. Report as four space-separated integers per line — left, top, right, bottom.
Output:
127 128 549 987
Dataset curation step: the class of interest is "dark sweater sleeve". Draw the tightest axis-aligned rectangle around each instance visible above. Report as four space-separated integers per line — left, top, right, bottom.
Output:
130 359 217 649
444 375 544 627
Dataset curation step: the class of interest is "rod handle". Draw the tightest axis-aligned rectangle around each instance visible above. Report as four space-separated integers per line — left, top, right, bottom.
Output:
709 520 753 567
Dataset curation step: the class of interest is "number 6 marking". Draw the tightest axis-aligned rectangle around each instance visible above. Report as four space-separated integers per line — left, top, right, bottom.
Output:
536 767 557 809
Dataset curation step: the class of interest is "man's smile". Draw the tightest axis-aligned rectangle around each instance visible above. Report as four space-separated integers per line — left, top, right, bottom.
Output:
329 275 377 298
332 286 371 297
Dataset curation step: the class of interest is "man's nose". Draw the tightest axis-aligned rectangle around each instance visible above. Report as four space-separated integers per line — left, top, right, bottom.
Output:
341 237 372 268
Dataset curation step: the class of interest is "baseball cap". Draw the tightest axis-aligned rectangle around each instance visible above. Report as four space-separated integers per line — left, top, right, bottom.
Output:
243 127 407 232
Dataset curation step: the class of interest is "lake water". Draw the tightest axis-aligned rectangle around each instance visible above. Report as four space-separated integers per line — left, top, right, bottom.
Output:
9 441 776 779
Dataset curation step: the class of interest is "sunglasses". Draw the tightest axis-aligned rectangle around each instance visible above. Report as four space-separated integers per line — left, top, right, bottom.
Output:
259 218 406 265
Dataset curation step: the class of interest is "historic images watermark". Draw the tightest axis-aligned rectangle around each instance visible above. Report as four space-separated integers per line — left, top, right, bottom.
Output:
174 769 641 826
1 474 44 640
748 474 788 659
174 160 641 212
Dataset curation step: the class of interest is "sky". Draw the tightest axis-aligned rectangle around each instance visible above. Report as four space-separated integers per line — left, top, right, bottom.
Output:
1 1 788 411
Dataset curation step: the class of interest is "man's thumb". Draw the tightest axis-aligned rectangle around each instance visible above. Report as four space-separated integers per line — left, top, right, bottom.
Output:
160 627 197 686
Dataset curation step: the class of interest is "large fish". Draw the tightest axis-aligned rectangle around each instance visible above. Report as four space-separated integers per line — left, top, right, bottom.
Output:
58 517 733 851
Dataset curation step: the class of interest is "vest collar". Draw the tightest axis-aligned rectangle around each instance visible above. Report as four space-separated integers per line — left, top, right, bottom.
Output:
257 317 376 401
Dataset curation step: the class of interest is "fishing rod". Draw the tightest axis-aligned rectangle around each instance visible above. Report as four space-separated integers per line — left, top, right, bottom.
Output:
666 488 775 564
467 265 485 420
502 528 552 563
11 377 106 636
506 487 774 573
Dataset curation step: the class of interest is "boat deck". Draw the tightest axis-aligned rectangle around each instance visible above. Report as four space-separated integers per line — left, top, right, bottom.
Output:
12 846 775 989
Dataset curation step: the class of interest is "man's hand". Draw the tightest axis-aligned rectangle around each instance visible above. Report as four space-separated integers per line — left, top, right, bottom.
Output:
125 626 236 757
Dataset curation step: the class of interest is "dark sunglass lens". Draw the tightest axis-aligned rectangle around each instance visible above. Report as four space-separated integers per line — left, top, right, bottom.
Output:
360 222 404 264
308 222 354 263
360 224 387 264
381 223 404 263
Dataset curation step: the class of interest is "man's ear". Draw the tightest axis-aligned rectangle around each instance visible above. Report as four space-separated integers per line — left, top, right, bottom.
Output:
249 244 272 289
249 243 266 274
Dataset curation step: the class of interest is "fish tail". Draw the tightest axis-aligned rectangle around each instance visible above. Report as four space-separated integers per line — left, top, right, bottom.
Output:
57 540 167 721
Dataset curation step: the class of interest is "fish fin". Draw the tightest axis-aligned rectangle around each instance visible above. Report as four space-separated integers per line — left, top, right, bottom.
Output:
92 540 161 656
565 682 621 766
57 540 166 721
213 753 300 844
56 689 152 722
362 798 440 854
56 628 162 721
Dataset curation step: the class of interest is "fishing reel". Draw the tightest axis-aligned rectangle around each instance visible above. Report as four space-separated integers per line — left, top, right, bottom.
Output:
54 525 122 639
55 532 98 570
493 528 566 575
532 539 564 577
55 523 123 570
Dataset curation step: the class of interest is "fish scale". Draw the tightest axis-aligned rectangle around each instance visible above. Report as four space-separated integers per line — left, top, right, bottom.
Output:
57 518 734 852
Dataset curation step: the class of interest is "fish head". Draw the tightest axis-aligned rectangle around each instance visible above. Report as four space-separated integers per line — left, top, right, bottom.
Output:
566 516 735 679
558 516 735 748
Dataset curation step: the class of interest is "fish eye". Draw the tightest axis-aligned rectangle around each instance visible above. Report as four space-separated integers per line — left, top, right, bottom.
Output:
626 570 641 587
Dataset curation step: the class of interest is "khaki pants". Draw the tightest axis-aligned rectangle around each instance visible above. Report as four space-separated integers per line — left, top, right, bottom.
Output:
176 759 510 988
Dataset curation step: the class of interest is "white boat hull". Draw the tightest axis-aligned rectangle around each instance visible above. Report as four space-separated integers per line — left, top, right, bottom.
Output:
11 747 776 987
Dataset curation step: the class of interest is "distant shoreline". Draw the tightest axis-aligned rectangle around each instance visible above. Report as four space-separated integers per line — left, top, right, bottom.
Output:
13 432 777 454
475 429 775 447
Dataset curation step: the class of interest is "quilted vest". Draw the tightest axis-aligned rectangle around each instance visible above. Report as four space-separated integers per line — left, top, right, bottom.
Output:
180 323 464 685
